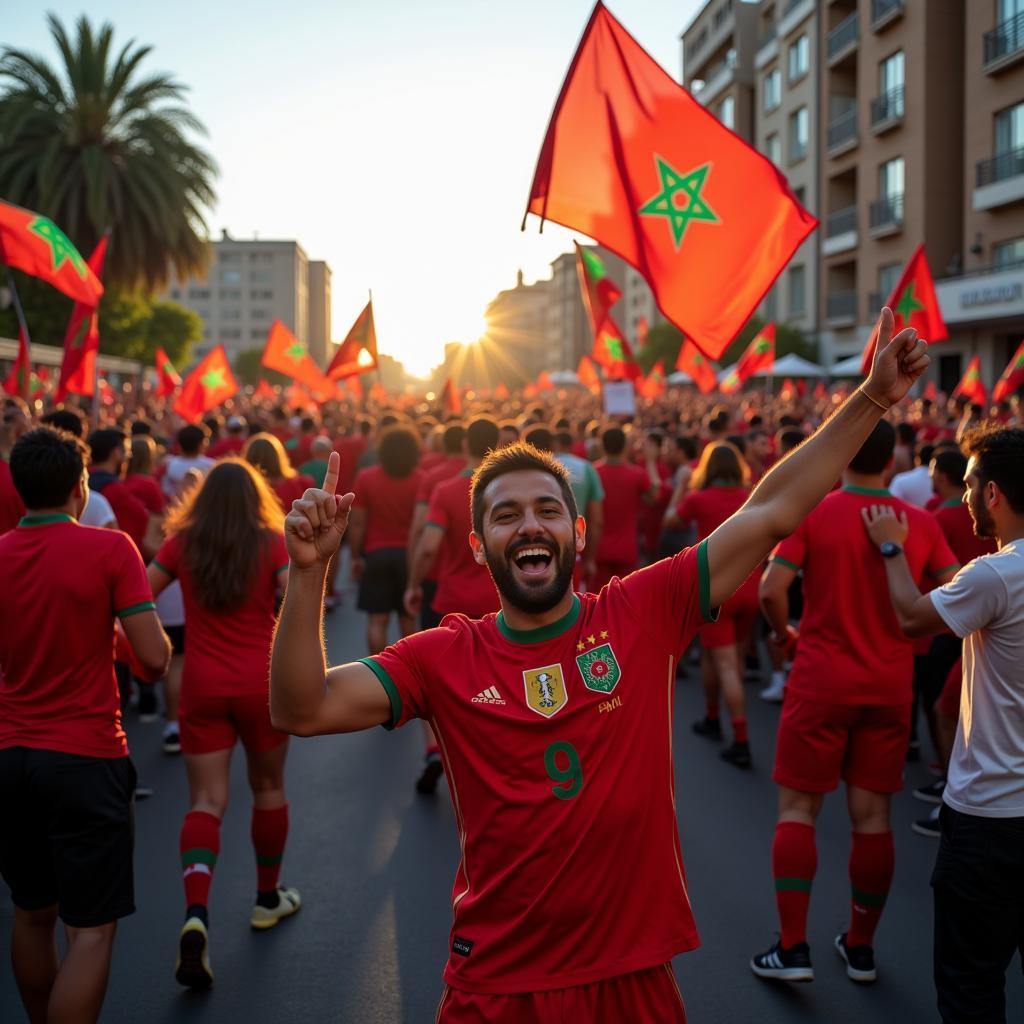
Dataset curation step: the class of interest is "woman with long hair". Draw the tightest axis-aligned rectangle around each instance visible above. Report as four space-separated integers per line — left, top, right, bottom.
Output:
147 459 299 990
243 432 314 512
665 441 760 769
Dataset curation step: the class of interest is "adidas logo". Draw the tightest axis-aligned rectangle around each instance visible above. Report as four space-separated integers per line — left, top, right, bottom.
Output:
472 685 506 705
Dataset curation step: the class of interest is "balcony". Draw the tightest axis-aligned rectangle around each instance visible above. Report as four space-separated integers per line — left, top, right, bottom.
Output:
756 24 779 69
869 193 904 236
974 146 1024 210
871 0 904 32
823 204 858 256
984 11 1024 74
935 263 1024 325
826 108 858 156
694 57 735 107
826 290 858 325
779 0 815 38
827 12 859 66
870 85 904 133
867 291 884 317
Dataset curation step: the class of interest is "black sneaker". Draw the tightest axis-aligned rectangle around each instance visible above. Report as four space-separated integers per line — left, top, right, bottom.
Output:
835 933 876 983
137 685 159 724
720 741 752 769
415 754 444 795
751 940 814 982
913 778 945 804
692 716 723 741
911 815 941 838
906 739 921 763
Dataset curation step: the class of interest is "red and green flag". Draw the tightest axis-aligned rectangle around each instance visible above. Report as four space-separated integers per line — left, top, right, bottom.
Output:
255 379 277 400
638 362 666 399
155 347 181 398
675 337 717 394
952 355 987 407
593 317 641 381
3 324 31 399
173 345 238 422
537 369 555 391
577 354 601 393
442 378 462 415
55 234 108 402
0 200 104 306
993 339 1024 402
779 377 797 402
30 366 49 401
327 301 378 380
637 316 649 349
525 3 815 359
575 243 622 334
861 245 948 374
722 323 775 393
262 319 331 394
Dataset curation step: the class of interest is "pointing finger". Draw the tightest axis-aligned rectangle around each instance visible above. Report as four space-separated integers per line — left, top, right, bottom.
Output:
323 450 340 495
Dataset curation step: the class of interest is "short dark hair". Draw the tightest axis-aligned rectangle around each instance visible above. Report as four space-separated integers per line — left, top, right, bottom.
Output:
524 425 553 452
896 422 917 446
378 425 421 478
725 433 747 455
41 409 86 438
918 443 936 467
178 424 209 456
778 429 805 455
931 449 967 488
10 427 88 509
675 435 698 460
554 430 574 450
849 419 896 474
443 423 466 455
962 426 1024 514
602 427 627 456
87 428 127 465
471 442 577 535
130 419 154 436
466 417 499 459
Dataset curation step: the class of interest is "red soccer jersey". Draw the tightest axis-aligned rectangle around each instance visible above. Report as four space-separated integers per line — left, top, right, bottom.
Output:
0 458 25 535
352 466 422 552
594 460 651 565
364 544 712 993
153 530 288 697
271 474 314 512
419 451 447 474
122 473 166 514
676 483 750 541
90 473 150 552
416 456 467 504
932 499 997 566
425 470 499 619
208 436 246 459
0 515 154 757
773 486 958 705
333 435 366 496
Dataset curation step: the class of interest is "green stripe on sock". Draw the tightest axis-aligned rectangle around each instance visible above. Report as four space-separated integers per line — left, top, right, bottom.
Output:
851 886 888 908
181 848 218 868
775 877 813 893
256 853 284 867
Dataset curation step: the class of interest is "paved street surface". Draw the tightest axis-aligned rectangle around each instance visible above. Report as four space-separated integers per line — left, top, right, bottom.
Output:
2 582 1022 1023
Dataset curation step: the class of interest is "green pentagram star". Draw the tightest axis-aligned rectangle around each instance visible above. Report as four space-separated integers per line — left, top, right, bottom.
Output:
200 367 226 392
28 217 87 278
604 335 624 362
284 342 306 361
639 157 720 249
895 282 924 321
753 338 771 354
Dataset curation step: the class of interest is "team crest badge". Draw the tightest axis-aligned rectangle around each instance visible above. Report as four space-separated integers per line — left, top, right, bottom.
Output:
523 664 568 718
576 643 621 694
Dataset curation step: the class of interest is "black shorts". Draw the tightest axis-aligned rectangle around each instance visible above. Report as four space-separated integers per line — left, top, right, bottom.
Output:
0 747 136 927
165 624 186 655
420 579 443 631
358 547 408 615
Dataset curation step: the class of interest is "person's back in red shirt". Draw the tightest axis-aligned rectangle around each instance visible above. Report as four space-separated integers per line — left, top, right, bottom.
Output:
593 458 651 589
122 473 166 515
0 459 25 535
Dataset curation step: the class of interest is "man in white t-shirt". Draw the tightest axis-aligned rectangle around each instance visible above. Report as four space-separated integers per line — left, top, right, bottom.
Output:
79 488 117 529
863 426 1024 1024
162 424 216 500
889 442 936 507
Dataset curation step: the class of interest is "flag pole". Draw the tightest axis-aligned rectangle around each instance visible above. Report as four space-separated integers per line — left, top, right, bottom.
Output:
6 272 32 401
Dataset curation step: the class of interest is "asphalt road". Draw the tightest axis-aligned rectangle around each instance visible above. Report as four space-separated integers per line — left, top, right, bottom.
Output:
2 582 1021 1023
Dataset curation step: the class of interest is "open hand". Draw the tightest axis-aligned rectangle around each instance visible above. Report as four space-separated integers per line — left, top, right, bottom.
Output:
284 451 355 570
864 307 930 408
861 503 909 546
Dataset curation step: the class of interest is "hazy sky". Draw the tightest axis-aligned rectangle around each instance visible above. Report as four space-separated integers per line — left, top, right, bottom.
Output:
6 1 707 375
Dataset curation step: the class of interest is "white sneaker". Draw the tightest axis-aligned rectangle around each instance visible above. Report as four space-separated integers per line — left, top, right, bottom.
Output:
760 681 785 703
250 886 301 930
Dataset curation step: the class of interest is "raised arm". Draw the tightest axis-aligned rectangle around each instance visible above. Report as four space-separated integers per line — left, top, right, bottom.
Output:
705 308 929 609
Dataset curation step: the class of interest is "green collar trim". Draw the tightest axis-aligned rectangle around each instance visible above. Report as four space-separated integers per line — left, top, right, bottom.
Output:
710 479 739 488
19 513 75 527
496 594 581 644
459 468 475 477
941 498 962 508
842 485 891 497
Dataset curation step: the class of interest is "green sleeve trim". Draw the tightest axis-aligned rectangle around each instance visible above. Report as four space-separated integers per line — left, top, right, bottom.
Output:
930 563 960 578
771 556 802 572
275 563 290 574
775 877 813 893
181 848 218 867
697 538 719 623
359 657 402 731
424 521 446 532
117 601 156 618
151 559 173 576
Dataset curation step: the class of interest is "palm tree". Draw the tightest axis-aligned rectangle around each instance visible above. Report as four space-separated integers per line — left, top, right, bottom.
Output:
0 14 217 292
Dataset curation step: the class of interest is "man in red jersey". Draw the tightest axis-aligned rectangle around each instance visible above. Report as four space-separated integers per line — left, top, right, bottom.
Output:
0 427 170 1024
271 310 929 1021
753 419 958 986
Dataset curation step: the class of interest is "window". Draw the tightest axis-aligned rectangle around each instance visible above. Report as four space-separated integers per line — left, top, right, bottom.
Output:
251 269 273 283
189 287 210 300
879 51 905 117
788 34 809 82
222 307 242 321
251 328 267 340
789 107 809 162
220 328 242 340
879 156 905 200
218 252 241 264
249 252 274 263
993 237 1024 267
220 269 241 285
788 265 806 316
793 185 807 207
878 263 902 297
995 102 1024 154
219 288 241 301
719 95 735 129
251 308 270 321
765 132 781 165
763 68 781 112
170 288 181 300
1000 0 1024 23
764 283 779 321
251 288 273 301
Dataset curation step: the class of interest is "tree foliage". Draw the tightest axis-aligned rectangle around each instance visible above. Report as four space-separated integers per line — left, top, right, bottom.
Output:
233 347 290 388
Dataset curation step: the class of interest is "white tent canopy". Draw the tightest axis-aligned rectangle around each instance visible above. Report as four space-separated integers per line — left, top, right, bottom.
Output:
549 370 579 384
667 371 692 384
753 353 827 378
829 354 865 376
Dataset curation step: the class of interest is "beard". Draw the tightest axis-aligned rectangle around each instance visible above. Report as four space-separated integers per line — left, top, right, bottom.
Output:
969 487 996 538
484 537 576 615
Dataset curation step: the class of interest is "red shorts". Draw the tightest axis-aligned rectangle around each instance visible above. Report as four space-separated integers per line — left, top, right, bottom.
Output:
700 582 759 649
179 691 287 756
436 964 686 1023
937 658 963 719
773 695 911 794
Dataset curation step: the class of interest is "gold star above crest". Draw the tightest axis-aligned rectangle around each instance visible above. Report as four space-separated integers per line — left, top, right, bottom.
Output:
600 630 609 640
587 634 596 645
576 641 586 652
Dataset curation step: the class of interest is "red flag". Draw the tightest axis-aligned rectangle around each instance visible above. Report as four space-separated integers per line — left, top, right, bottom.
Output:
636 316 649 349
155 347 181 397
721 323 775 393
923 380 938 402
537 369 555 391
494 381 510 400
675 338 717 394
592 317 641 381
327 301 378 380
638 362 665 398
813 380 828 401
3 324 31 399
575 243 622 334
523 382 539 399
860 245 948 374
369 380 389 404
0 200 104 306
98 378 116 406
56 234 108 402
952 355 987 407
442 378 462 415
779 377 797 402
577 354 601 393
286 382 314 409
262 320 330 393
173 345 239 422
255 379 277 400
993 339 1024 403
30 366 49 400
525 4 815 359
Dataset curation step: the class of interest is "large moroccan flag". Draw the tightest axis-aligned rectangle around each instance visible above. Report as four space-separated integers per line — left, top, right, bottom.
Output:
721 323 775 393
155 347 181 397
993 339 1024 402
328 301 378 380
575 243 622 334
525 3 815 359
262 320 330 393
860 245 947 374
952 355 987 407
675 337 716 394
3 324 31 399
55 234 108 402
173 345 238 422
593 317 641 381
0 200 104 306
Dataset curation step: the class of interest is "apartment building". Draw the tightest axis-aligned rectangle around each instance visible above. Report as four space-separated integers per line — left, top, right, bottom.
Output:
483 270 553 385
306 261 332 368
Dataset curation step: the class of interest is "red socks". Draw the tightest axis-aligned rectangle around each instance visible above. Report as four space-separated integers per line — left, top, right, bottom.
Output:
180 810 220 911
773 821 817 948
732 717 748 744
251 804 290 895
848 831 894 948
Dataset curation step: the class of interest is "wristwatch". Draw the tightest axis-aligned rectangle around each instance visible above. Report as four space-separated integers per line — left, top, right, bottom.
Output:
879 541 904 559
